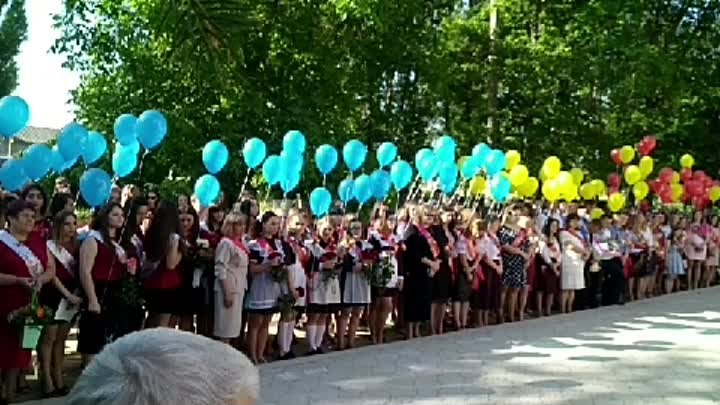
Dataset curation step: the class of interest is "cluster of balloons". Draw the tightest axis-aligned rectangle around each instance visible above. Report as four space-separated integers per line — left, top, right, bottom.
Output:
196 139 230 207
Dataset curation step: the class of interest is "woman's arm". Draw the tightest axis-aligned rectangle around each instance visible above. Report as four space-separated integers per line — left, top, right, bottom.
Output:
79 238 100 313
165 235 182 269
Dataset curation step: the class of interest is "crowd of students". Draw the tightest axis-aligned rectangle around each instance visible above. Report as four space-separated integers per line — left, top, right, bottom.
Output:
0 178 718 404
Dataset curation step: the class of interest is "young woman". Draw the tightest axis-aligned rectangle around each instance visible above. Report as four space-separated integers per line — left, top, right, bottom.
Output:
201 205 226 236
637 214 658 299
48 192 74 219
368 218 402 344
277 213 308 359
499 212 530 322
703 215 719 288
146 190 159 211
559 214 589 313
305 218 342 353
0 201 55 403
143 202 184 328
118 197 149 335
452 219 475 330
429 209 454 335
686 211 707 290
665 226 686 294
213 211 249 345
337 219 371 350
538 218 561 316
21 183 49 241
177 193 191 213
176 206 206 332
401 205 438 339
77 203 127 367
247 212 288 363
38 210 81 397
474 217 503 326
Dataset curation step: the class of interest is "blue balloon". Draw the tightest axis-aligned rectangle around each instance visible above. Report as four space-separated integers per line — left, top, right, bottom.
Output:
376 142 398 168
50 147 76 173
461 155 482 180
415 148 433 169
314 144 338 175
82 131 108 165
79 168 112 207
437 162 458 186
338 179 355 203
112 146 138 178
489 174 512 202
0 96 30 139
202 140 229 174
283 130 307 155
484 149 507 176
441 177 458 196
472 143 491 161
58 122 88 161
194 174 221 208
390 160 413 191
136 110 168 150
280 150 304 174
22 144 52 181
114 114 138 146
310 187 332 217
0 159 30 192
418 154 439 182
370 170 392 201
243 138 267 169
353 174 373 204
433 135 456 161
262 155 282 186
343 139 367 172
280 170 300 194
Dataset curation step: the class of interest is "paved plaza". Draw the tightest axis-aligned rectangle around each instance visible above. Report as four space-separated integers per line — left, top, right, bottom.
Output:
22 287 720 405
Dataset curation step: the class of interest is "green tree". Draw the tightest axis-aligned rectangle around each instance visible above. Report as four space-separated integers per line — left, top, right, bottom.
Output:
0 0 27 96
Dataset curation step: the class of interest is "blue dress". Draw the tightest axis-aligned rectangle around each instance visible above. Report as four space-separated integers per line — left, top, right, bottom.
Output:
667 244 685 279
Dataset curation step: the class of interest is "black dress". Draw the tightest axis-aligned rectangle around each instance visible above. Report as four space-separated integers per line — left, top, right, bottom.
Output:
401 225 432 323
430 226 452 303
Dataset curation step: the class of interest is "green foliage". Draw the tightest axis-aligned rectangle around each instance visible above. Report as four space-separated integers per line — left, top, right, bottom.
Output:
52 0 720 203
0 0 27 96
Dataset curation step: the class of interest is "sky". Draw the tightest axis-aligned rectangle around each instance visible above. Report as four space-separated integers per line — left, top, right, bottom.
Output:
15 0 79 129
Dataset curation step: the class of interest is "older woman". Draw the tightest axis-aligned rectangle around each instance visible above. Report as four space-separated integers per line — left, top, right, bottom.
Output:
0 200 55 403
560 214 589 313
214 211 249 344
66 329 259 405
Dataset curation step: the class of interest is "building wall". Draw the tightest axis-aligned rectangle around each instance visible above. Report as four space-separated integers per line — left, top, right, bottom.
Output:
0 138 32 161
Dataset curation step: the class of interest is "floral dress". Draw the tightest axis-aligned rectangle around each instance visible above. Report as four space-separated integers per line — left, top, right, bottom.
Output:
499 226 528 289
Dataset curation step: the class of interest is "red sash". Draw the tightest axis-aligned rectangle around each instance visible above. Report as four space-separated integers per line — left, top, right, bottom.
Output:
566 229 588 250
231 238 249 255
418 226 440 259
257 237 282 261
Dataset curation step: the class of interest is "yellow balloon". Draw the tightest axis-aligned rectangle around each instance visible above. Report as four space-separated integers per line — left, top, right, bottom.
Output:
671 183 684 202
632 181 649 201
556 171 574 190
579 183 595 200
505 150 521 170
542 156 562 179
590 179 606 196
619 145 635 164
590 207 604 220
518 177 539 197
469 176 486 196
608 192 626 212
542 180 561 202
671 172 680 184
562 185 579 201
539 168 548 182
709 186 720 203
680 153 695 169
624 165 642 185
508 164 529 187
639 156 654 176
570 168 584 185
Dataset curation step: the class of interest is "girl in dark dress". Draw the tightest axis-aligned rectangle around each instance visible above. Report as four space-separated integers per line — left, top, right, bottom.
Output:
117 197 148 337
537 218 561 317
337 220 371 350
476 217 504 326
429 209 454 335
452 220 475 330
176 207 206 333
402 205 439 339
38 210 81 397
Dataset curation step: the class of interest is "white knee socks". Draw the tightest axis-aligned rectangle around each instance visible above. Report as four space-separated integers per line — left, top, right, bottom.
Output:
306 325 317 350
314 323 326 349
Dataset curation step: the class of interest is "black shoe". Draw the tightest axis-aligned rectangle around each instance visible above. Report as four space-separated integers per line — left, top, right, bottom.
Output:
307 349 319 356
280 351 296 360
54 387 71 396
315 347 325 355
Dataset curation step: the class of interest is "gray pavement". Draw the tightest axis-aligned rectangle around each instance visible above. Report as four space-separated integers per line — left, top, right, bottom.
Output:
21 288 720 405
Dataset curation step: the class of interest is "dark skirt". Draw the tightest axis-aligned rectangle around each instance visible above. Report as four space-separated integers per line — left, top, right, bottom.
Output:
39 279 77 311
306 303 339 314
451 272 472 303
372 286 397 302
145 288 183 315
403 268 432 323
478 262 501 311
431 262 452 302
78 282 123 355
538 263 560 295
246 307 279 315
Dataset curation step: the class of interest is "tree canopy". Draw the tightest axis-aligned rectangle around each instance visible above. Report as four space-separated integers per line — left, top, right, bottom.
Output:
0 0 27 97
52 0 720 199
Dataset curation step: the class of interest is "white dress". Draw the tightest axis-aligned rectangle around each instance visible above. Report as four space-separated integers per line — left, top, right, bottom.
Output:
213 238 248 339
560 230 586 290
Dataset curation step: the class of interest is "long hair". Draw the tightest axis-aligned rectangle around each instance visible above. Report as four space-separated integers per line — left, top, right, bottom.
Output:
51 210 77 244
48 193 73 219
206 206 224 233
121 197 148 247
144 201 182 263
91 202 124 254
21 183 48 216
543 218 560 244
179 206 200 243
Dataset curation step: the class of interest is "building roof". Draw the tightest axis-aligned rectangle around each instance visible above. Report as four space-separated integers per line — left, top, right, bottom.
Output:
16 126 60 144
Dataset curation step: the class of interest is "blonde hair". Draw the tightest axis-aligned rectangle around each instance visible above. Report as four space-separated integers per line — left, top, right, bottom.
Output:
220 211 247 238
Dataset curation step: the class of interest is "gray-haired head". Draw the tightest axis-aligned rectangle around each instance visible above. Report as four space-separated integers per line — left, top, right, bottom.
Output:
67 329 259 405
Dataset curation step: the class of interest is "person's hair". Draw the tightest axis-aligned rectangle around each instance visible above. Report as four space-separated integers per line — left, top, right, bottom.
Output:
90 202 124 253
6 199 36 220
145 201 181 263
220 211 247 238
206 205 226 233
565 213 581 228
20 183 48 216
121 197 149 247
66 329 259 405
255 211 278 238
51 210 77 243
49 192 74 219
179 206 200 242
543 218 560 240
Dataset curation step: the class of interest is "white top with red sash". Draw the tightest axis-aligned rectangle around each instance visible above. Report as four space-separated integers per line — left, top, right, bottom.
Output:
560 229 587 271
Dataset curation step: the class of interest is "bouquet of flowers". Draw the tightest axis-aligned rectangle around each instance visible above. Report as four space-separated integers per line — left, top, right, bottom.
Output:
268 252 288 283
360 250 378 280
117 258 145 309
277 293 297 316
321 264 339 283
7 291 56 349
370 254 394 289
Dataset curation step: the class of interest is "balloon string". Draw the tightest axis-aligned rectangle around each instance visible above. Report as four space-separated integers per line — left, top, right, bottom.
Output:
240 168 251 195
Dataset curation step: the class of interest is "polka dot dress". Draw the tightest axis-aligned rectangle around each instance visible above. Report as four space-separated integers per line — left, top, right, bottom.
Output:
498 226 528 289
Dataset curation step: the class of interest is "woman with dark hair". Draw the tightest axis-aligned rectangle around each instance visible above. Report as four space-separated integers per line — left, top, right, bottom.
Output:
537 218 561 316
337 219 371 350
48 193 74 219
143 201 184 328
21 183 50 241
38 210 81 397
0 200 55 403
77 202 128 367
429 209 454 335
177 193 191 213
118 197 149 335
474 216 503 326
239 199 260 239
177 206 210 333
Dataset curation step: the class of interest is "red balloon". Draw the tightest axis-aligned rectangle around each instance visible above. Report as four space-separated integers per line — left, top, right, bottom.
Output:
680 168 693 183
649 179 662 194
658 168 674 184
685 180 703 198
639 200 651 213
693 196 708 211
659 186 673 203
693 170 707 181
639 135 657 156
610 149 622 166
703 176 714 189
608 173 621 188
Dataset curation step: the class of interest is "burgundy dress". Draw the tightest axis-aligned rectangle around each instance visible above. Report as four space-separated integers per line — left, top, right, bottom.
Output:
40 247 78 310
0 235 48 370
144 236 184 315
